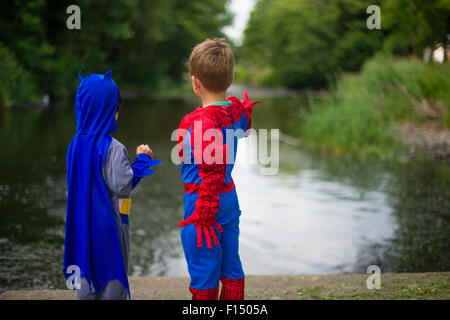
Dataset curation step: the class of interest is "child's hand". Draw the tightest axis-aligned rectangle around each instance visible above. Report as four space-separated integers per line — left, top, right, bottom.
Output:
179 215 223 249
136 144 153 157
240 90 260 111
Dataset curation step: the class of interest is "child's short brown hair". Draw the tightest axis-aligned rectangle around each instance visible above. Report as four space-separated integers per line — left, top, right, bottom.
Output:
189 38 234 93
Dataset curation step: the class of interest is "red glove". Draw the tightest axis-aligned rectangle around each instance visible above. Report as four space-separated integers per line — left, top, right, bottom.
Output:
240 90 260 112
179 215 223 249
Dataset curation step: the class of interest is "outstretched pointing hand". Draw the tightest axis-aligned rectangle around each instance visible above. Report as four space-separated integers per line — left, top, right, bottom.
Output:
241 90 260 111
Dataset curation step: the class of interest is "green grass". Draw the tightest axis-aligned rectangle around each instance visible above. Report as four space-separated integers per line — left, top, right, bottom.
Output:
323 281 450 300
301 55 450 159
292 274 450 300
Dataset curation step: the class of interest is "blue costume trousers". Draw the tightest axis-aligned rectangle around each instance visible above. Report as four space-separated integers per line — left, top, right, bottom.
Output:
181 216 245 290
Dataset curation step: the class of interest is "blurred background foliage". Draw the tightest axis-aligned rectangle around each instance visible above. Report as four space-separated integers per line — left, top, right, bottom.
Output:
1 0 449 121
301 56 450 157
0 0 231 108
239 0 449 88
237 0 450 157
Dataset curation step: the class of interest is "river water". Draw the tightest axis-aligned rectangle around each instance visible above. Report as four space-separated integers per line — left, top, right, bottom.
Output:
0 92 449 291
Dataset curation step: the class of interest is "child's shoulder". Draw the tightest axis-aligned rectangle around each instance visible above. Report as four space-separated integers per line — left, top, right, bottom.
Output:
110 137 126 150
179 107 221 129
108 137 129 157
101 137 130 169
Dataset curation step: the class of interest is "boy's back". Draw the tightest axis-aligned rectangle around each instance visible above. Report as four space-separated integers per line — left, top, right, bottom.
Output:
177 97 252 225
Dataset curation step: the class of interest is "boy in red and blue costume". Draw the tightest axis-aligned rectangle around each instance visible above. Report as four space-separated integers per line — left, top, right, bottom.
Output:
176 39 260 300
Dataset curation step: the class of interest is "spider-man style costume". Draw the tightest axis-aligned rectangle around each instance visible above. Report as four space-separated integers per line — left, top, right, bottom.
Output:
176 91 259 300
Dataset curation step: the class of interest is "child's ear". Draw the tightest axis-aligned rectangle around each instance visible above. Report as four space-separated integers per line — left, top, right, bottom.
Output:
191 75 202 92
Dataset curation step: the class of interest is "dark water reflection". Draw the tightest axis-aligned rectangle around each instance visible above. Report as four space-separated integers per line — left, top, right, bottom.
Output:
0 95 448 291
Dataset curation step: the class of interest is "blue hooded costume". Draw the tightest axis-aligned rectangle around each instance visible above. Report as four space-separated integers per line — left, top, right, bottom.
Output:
63 71 159 298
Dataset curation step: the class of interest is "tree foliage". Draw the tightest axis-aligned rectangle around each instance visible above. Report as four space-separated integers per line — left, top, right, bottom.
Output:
383 0 450 56
0 0 231 106
241 0 449 88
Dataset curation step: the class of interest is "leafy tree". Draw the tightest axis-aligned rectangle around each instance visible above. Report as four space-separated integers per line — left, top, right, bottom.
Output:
383 0 450 60
241 0 450 87
241 0 384 88
0 0 232 107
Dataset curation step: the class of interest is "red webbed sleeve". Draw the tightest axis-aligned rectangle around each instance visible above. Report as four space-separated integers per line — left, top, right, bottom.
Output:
191 117 227 225
178 116 226 248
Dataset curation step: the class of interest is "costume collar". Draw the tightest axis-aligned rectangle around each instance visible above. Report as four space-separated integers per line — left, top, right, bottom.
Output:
203 100 232 108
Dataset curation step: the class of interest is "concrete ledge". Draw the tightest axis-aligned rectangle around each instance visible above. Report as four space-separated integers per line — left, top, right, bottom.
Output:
1 273 449 300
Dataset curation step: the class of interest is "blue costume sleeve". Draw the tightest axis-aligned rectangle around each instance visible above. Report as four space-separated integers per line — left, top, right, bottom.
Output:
131 153 161 189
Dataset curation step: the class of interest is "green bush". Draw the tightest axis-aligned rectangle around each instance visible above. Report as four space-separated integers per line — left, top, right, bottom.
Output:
0 44 39 108
302 55 450 158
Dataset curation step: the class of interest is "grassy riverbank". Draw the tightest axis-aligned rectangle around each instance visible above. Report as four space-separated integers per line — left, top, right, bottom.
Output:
301 56 450 160
1 273 449 300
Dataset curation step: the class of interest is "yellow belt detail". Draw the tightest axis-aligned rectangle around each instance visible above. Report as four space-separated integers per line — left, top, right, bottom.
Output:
119 198 132 216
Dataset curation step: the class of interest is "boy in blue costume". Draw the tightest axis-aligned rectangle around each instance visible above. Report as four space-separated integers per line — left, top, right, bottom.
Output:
63 71 160 300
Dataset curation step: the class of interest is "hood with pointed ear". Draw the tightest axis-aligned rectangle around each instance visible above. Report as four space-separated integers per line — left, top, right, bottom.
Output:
75 70 118 135
64 70 130 297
